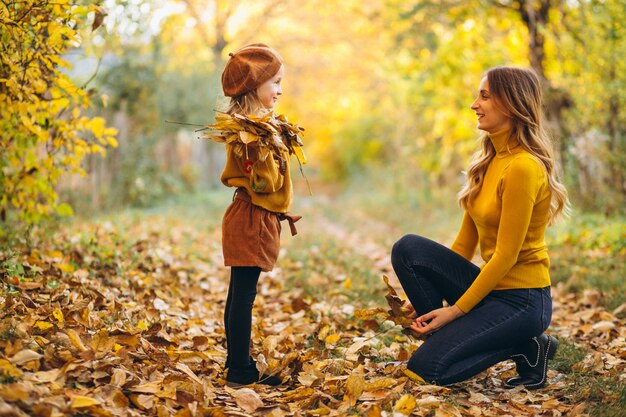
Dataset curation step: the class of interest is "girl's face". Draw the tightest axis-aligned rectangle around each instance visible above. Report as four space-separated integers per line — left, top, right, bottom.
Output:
256 64 284 111
470 77 512 133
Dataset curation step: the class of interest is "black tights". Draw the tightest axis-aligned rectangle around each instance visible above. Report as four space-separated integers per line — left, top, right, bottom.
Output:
223 266 261 369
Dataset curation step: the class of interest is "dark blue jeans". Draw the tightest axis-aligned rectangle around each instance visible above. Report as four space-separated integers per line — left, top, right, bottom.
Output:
391 234 552 386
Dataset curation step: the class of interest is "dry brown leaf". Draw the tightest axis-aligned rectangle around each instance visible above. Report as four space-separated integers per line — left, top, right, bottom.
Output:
9 349 42 365
129 393 154 410
227 387 263 413
64 328 87 351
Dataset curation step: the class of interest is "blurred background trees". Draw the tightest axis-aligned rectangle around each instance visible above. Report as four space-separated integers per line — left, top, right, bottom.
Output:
2 0 625 225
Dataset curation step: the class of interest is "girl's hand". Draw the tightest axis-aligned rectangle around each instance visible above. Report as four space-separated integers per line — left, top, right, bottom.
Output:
409 305 465 337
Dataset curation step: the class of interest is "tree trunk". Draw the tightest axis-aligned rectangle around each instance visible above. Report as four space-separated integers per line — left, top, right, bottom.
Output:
515 0 572 171
605 14 625 205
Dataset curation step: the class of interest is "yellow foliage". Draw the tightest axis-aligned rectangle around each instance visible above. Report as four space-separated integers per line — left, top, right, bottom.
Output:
0 1 117 227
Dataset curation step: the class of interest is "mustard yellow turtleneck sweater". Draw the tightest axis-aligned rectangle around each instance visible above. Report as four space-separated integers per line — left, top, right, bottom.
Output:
452 128 552 313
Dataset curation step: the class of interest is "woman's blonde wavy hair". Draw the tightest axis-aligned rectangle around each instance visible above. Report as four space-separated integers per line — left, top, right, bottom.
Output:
458 66 570 224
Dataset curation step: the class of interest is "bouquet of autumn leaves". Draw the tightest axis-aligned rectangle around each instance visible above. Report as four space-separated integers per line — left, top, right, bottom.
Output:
202 112 307 170
356 275 415 331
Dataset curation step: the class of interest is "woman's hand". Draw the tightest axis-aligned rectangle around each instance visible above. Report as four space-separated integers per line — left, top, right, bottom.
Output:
409 305 465 337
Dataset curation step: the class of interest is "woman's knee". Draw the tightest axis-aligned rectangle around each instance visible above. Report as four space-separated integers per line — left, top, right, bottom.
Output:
391 234 424 266
407 352 439 384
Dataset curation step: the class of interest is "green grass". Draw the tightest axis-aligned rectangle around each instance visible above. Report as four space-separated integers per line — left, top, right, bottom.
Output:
569 374 626 417
552 337 586 374
550 336 626 417
548 212 626 311
282 233 385 306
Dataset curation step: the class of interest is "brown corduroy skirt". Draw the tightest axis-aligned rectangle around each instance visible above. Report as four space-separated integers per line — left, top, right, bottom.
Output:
222 188 281 272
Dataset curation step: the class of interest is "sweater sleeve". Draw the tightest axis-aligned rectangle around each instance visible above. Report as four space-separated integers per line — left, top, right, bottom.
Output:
450 212 479 261
455 157 544 312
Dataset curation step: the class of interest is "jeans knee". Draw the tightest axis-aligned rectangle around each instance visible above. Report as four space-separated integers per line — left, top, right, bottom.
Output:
391 234 419 267
407 353 438 384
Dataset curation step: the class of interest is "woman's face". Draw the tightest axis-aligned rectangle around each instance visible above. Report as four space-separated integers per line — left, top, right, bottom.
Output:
256 64 284 111
471 77 512 133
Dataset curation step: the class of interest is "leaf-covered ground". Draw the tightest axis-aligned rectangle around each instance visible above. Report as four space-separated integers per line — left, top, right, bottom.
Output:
1 190 625 417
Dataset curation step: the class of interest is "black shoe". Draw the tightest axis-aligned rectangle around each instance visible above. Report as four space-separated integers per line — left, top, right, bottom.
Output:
226 363 282 388
504 334 558 390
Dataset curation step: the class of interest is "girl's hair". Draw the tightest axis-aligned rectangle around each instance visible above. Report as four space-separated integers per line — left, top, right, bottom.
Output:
225 91 263 116
458 66 570 223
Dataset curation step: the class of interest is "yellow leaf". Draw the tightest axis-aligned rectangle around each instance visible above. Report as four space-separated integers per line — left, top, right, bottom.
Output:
343 277 352 289
137 320 149 331
33 336 47 347
239 131 259 144
403 369 426 384
343 373 365 406
87 117 105 139
53 309 64 323
70 395 101 408
65 329 87 352
365 377 397 391
56 262 75 273
34 321 54 331
48 250 63 259
0 359 23 378
324 334 340 345
394 394 417 415
293 145 307 165
317 325 330 341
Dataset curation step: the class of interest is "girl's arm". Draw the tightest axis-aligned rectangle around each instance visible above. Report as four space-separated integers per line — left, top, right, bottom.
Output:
248 149 285 194
454 157 545 313
450 212 479 261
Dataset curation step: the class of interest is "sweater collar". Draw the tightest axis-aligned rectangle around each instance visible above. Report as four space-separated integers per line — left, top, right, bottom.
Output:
488 128 520 156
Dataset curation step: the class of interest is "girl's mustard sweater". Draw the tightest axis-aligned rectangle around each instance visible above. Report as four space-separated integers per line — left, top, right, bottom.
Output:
452 128 552 313
221 143 292 213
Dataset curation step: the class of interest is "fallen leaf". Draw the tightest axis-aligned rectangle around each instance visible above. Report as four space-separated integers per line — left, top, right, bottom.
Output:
394 393 417 415
70 395 101 408
228 387 263 413
343 373 365 406
10 349 42 365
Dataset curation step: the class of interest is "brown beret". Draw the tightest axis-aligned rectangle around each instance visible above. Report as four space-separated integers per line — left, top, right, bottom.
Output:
221 43 284 97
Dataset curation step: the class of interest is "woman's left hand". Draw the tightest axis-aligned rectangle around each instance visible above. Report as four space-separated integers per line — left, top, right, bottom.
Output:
409 305 465 336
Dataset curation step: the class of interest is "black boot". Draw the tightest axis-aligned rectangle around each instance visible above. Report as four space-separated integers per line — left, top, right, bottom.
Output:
505 334 558 390
226 362 282 388
225 355 254 370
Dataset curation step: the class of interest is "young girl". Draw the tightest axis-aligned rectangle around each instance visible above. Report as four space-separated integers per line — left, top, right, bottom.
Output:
391 66 569 389
207 44 304 387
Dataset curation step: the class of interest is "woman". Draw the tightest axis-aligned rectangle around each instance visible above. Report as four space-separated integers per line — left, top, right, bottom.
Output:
391 66 569 389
